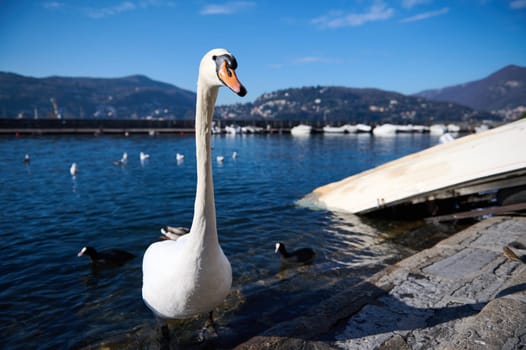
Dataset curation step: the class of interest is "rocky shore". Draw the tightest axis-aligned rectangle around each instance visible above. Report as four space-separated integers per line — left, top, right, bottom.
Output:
236 215 526 349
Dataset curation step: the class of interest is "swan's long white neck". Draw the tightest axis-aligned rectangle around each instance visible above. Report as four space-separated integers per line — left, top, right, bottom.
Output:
190 77 220 248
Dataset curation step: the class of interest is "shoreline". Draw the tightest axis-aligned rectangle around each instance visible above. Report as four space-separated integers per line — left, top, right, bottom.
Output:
237 215 526 349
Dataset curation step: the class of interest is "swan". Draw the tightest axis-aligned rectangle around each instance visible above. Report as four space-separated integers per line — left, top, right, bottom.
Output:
142 48 246 335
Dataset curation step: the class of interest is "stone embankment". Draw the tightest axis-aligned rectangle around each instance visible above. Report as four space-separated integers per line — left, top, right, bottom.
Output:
236 216 526 349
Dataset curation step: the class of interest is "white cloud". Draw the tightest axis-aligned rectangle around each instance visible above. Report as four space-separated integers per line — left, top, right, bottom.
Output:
401 0 431 9
510 0 526 9
138 0 176 8
83 1 175 19
42 2 64 9
293 56 342 64
268 63 283 70
200 1 255 15
311 2 394 28
399 7 449 23
85 2 137 18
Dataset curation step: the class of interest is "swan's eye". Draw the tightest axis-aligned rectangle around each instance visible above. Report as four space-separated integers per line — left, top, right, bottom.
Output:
214 54 238 71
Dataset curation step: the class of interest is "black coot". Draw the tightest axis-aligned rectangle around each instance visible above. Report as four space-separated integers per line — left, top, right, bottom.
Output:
77 246 135 266
275 242 316 264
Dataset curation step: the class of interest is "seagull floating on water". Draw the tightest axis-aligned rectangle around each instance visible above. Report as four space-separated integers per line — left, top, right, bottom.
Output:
70 163 78 176
23 153 30 163
140 152 150 161
113 152 128 166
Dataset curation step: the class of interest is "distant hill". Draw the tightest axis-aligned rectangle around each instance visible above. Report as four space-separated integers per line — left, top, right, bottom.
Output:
0 72 196 119
415 65 526 112
0 71 497 123
215 86 492 124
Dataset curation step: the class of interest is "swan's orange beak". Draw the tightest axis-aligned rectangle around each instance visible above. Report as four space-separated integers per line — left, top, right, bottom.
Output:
218 61 247 97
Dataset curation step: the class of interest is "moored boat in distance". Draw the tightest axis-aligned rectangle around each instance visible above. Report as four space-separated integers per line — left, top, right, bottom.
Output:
372 123 397 136
225 124 241 134
241 125 264 134
290 124 312 136
447 123 461 133
430 124 447 135
356 123 372 133
323 125 347 133
395 124 414 133
343 124 358 133
411 125 429 133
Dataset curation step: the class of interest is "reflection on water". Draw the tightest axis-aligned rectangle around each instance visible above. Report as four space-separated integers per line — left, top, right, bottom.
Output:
0 133 458 349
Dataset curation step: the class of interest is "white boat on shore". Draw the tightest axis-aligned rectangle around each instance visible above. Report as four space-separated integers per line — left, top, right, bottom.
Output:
290 124 312 136
241 125 264 134
411 125 429 133
356 124 372 133
323 125 347 133
447 123 461 133
373 124 397 136
225 124 241 134
395 124 413 133
343 124 358 133
430 124 447 135
475 124 489 133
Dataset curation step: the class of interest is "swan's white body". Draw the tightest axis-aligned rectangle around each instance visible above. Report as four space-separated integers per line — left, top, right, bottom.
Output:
142 48 245 320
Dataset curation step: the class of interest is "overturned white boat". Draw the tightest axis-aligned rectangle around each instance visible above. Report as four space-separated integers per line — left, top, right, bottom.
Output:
301 119 526 216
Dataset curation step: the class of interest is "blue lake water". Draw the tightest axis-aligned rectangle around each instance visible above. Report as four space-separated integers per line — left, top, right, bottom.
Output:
0 132 449 349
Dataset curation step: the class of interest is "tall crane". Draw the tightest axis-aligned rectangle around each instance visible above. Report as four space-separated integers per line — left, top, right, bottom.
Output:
50 98 62 119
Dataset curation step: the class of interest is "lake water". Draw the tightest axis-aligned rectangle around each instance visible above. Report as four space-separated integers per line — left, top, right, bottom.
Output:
0 132 457 349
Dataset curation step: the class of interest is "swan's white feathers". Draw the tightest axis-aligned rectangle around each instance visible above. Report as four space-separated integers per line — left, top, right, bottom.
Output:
142 48 239 321
142 235 232 318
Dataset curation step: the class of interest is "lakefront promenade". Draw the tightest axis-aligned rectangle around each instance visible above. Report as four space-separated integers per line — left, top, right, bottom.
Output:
237 215 526 349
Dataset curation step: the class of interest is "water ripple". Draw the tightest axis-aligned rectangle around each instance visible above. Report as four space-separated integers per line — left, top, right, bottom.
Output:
0 133 442 348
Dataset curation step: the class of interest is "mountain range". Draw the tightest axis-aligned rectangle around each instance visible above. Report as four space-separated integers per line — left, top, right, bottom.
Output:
1 65 524 123
415 65 526 112
0 73 195 120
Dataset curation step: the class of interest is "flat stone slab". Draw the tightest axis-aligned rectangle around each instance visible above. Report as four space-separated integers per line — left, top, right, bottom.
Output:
236 216 526 349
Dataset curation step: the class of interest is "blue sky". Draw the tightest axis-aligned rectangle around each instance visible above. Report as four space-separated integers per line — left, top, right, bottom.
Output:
1 1 525 105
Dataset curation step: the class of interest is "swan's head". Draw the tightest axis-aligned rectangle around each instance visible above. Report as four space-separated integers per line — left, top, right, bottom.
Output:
200 48 247 97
